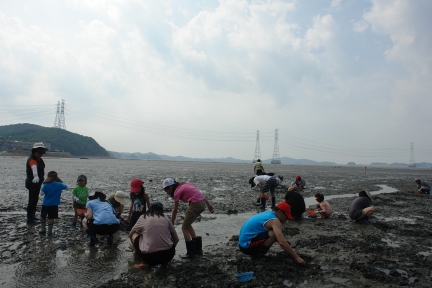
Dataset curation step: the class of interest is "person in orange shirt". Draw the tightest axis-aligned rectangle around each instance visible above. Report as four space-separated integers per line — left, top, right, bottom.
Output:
25 142 48 225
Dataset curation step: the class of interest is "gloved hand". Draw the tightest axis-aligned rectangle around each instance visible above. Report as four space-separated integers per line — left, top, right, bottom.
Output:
32 176 40 183
75 198 81 203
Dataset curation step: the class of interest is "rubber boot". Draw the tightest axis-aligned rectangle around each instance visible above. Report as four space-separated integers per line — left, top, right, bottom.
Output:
47 224 53 235
86 229 99 246
193 236 203 256
271 197 276 209
39 222 46 234
259 197 266 210
180 240 196 259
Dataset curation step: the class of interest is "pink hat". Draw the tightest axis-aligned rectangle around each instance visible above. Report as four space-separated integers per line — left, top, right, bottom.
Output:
130 178 143 193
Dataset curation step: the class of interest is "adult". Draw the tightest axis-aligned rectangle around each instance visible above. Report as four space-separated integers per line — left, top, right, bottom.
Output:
82 189 120 246
25 142 48 224
162 178 214 259
291 175 306 189
349 191 375 224
249 175 284 210
254 159 266 175
129 202 179 269
284 189 306 220
414 178 430 195
313 193 332 219
238 202 306 265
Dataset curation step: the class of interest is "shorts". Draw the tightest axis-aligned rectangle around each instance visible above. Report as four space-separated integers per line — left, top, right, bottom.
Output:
40 205 59 219
87 219 120 235
134 235 176 266
260 177 277 193
239 231 269 255
73 202 86 209
183 200 206 228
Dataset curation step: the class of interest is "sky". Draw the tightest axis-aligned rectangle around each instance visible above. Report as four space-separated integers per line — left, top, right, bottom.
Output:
0 0 431 164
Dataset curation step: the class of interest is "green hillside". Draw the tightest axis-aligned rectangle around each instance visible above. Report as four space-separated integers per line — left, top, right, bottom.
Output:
0 123 110 157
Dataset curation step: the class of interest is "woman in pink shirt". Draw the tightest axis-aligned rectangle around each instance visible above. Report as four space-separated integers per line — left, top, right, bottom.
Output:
314 193 333 219
129 201 179 269
162 178 214 259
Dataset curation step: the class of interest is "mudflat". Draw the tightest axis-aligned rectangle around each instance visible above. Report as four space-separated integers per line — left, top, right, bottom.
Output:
1 157 431 287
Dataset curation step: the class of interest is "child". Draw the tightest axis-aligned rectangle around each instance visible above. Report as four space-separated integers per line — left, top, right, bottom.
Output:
313 193 332 219
71 175 88 229
128 179 150 231
39 171 70 235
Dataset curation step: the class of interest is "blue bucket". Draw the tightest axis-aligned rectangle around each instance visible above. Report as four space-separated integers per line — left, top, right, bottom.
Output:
235 271 254 282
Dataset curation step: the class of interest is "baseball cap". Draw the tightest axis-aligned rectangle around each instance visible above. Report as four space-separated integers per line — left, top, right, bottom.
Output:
130 178 144 193
162 178 175 189
277 202 294 220
295 175 301 181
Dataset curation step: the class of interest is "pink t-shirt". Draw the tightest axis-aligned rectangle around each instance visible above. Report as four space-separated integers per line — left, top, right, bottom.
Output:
132 215 176 253
319 201 333 218
173 182 205 203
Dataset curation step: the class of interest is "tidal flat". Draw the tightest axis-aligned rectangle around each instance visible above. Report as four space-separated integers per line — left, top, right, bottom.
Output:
0 157 431 287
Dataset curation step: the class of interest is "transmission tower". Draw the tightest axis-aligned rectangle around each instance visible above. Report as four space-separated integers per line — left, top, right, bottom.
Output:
409 142 416 168
253 130 261 163
60 99 66 130
53 100 66 130
271 129 281 164
53 101 61 128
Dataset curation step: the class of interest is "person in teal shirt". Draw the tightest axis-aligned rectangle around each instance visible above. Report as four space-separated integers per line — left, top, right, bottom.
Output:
71 175 88 229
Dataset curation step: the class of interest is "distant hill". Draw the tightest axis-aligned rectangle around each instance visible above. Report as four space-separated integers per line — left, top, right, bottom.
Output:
0 123 109 157
108 151 338 165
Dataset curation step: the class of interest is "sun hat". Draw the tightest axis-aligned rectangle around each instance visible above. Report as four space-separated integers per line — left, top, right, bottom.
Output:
276 202 294 220
43 171 62 183
130 178 144 193
287 186 297 192
162 178 175 189
114 191 126 205
32 142 48 154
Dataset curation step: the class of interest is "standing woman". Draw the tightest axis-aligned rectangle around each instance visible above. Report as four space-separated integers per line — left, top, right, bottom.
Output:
25 142 48 224
162 178 214 259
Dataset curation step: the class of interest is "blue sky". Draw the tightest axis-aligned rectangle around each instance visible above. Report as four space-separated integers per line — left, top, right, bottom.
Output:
0 0 431 164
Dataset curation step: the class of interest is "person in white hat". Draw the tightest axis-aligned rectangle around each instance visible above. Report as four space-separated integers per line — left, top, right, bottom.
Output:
25 142 48 225
107 191 126 219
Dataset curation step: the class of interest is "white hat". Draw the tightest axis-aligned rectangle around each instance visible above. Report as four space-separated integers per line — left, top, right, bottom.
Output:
114 191 126 205
162 178 175 189
32 142 48 150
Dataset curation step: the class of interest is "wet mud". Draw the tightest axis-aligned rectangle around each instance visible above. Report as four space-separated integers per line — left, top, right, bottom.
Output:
1 157 432 287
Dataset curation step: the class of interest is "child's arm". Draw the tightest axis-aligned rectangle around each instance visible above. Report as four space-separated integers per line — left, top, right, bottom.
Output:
71 187 80 203
145 193 151 211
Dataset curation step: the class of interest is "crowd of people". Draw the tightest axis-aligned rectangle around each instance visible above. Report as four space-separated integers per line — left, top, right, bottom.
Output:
24 142 429 269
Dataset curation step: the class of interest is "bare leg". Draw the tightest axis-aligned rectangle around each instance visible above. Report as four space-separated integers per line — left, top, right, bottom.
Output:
81 218 88 230
182 225 196 241
72 208 78 223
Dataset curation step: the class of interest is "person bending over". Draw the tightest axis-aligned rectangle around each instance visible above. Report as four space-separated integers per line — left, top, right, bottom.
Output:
238 202 306 265
414 178 430 195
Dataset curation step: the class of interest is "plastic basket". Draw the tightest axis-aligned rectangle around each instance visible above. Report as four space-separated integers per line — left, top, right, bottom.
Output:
235 271 254 283
307 210 316 216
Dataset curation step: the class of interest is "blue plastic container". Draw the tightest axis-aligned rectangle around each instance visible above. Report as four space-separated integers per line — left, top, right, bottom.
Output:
235 271 254 283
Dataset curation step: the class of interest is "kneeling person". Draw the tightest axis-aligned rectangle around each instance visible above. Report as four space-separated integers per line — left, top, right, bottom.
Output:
349 191 374 224
238 202 305 264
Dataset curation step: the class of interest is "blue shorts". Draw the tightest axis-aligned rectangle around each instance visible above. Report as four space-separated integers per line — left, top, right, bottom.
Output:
239 231 270 255
40 205 59 219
